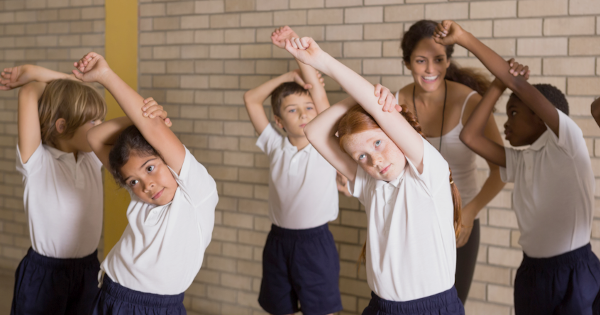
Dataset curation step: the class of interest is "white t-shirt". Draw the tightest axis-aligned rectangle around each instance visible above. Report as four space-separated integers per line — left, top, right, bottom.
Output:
16 143 103 259
350 138 456 302
500 110 594 258
101 147 218 295
256 124 339 230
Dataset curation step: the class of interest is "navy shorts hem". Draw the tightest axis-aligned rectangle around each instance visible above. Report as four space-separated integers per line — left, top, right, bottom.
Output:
92 275 185 315
259 223 342 315
362 287 465 315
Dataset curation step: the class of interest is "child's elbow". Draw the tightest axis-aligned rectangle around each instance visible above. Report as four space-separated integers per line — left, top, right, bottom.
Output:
243 91 253 106
304 122 318 142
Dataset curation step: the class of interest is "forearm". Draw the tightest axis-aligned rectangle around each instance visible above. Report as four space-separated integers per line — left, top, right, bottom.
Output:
464 167 505 216
457 33 523 92
462 82 504 143
29 65 77 83
89 116 132 146
297 60 329 113
244 72 293 107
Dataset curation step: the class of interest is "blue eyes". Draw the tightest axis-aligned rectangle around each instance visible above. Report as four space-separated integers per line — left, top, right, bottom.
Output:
357 140 382 161
288 107 313 113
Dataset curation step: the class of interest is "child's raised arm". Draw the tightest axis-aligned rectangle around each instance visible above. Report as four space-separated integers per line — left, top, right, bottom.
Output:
0 65 78 90
434 20 559 137
16 82 46 163
73 52 184 174
304 97 359 181
287 37 425 172
272 26 329 114
243 69 312 135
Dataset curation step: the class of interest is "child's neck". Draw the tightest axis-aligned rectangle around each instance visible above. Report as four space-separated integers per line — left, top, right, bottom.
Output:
287 135 310 151
53 140 79 161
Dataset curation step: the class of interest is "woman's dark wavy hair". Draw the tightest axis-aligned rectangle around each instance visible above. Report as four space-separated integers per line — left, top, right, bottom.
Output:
401 20 490 96
109 125 160 187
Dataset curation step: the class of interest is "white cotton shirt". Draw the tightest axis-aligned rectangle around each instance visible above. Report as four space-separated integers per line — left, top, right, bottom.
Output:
350 138 457 302
256 123 338 230
101 147 218 295
16 143 103 259
500 110 594 258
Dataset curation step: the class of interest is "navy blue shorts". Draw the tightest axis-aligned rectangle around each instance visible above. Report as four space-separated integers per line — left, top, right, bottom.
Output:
258 223 342 315
362 286 464 315
514 243 600 315
11 247 100 315
92 275 185 315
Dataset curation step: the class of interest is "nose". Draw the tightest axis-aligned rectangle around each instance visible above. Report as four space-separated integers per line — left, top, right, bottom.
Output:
370 153 383 167
298 107 307 118
425 60 433 74
142 180 155 193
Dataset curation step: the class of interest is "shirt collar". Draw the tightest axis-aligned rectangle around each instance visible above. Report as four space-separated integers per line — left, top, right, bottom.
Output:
529 129 550 151
45 145 82 162
283 137 313 153
375 169 405 191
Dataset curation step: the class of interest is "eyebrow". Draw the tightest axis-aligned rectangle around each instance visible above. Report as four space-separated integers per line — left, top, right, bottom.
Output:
416 54 446 59
123 158 157 182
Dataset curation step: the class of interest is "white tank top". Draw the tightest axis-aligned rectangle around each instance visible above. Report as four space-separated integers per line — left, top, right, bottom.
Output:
396 90 480 208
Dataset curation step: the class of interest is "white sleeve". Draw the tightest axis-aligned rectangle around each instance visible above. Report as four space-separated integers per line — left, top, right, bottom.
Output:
349 166 369 205
553 110 585 156
173 147 218 248
256 123 283 156
15 143 46 178
405 138 450 193
500 147 519 183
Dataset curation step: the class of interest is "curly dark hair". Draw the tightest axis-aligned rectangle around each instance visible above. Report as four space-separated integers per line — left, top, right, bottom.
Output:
511 84 569 115
108 125 161 187
271 82 310 118
401 20 490 96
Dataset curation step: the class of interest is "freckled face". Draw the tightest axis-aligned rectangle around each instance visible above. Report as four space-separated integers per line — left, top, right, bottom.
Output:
119 153 178 206
275 93 317 137
504 95 546 147
342 128 407 181
406 37 451 93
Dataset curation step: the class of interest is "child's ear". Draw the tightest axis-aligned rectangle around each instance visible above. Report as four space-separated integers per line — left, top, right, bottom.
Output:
55 118 66 134
274 115 285 130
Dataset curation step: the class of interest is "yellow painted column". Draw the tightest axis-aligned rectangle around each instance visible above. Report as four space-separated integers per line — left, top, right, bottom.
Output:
103 0 138 257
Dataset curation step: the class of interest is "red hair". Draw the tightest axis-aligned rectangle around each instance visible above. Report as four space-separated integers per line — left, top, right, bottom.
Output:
338 105 462 271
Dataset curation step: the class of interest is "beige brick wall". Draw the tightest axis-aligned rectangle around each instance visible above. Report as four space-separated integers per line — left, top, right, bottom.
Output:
1 0 600 314
0 0 106 271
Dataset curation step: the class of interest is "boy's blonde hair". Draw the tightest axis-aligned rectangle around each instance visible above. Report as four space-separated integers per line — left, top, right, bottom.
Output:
38 79 107 146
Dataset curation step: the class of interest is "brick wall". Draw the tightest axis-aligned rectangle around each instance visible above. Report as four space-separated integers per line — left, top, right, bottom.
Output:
1 0 600 314
0 0 106 270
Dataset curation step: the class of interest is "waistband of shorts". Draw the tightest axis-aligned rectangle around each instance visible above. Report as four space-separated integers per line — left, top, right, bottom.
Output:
101 275 184 307
522 243 594 268
369 286 461 314
270 223 330 239
26 247 99 268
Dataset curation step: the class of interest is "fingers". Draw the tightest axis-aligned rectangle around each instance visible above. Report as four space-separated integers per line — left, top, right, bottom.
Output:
164 118 172 128
374 83 381 97
384 94 396 113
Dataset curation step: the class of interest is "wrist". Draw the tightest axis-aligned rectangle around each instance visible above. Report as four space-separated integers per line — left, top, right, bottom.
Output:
98 69 116 85
455 31 473 48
